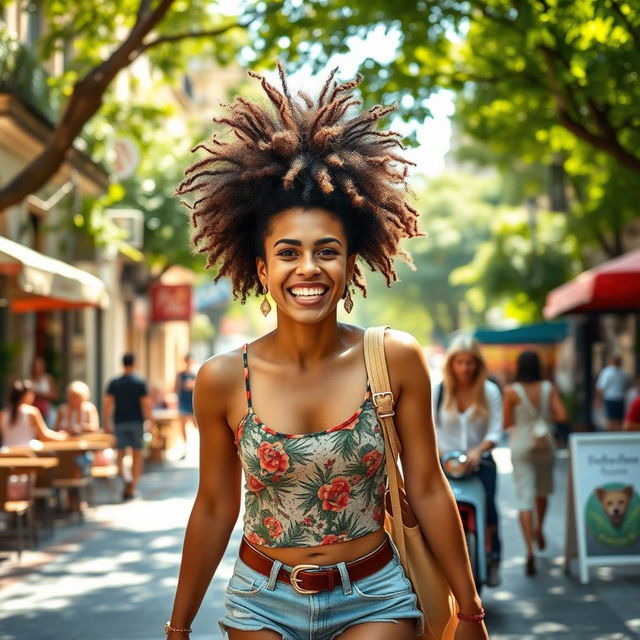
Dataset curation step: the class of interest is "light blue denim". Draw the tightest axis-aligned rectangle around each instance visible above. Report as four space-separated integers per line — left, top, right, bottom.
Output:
218 541 423 640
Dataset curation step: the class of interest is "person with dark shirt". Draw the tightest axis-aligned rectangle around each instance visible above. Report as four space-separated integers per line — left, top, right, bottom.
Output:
103 353 155 500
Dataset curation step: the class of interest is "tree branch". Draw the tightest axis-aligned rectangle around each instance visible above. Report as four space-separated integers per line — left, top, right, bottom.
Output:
609 0 640 50
139 19 252 53
0 1 262 213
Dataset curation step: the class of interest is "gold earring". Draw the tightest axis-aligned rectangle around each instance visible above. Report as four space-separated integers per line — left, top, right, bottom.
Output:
260 286 272 317
343 285 354 314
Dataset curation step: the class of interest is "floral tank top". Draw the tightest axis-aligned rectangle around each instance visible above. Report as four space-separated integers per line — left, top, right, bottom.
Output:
235 344 387 548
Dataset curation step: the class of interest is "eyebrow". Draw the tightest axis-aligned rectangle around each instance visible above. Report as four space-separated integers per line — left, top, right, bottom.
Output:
273 237 342 248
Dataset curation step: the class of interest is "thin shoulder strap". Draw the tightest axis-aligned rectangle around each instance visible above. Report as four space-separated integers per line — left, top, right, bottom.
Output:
513 382 541 417
241 344 253 409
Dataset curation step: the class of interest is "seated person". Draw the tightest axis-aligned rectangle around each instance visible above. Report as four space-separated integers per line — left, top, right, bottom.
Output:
0 379 67 446
54 380 100 435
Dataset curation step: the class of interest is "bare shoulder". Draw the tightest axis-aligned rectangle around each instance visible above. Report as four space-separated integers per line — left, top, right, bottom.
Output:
382 329 429 382
196 349 243 394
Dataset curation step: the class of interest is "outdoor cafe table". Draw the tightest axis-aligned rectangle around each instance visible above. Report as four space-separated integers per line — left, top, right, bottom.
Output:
37 436 115 454
0 457 59 471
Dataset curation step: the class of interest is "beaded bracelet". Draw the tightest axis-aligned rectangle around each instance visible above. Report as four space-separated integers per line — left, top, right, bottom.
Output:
456 608 486 623
164 621 192 635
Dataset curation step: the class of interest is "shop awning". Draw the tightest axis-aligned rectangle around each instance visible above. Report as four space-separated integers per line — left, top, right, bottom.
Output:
474 321 569 345
0 236 109 312
543 248 640 319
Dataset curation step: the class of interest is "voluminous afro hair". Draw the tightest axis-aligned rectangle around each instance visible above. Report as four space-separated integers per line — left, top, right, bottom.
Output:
177 63 421 302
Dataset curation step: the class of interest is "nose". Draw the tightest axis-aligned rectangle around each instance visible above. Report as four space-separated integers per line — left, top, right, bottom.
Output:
296 251 321 276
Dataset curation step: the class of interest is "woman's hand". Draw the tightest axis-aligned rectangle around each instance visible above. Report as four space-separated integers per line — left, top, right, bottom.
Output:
455 620 489 639
465 447 483 472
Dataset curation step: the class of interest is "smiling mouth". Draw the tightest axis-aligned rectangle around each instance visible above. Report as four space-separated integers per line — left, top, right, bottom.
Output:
287 286 329 300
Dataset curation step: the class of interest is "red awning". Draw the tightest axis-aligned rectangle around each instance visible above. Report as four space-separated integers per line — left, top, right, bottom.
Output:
543 248 640 319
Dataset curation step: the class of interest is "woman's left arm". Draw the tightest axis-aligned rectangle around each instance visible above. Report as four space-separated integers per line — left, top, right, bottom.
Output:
385 331 488 639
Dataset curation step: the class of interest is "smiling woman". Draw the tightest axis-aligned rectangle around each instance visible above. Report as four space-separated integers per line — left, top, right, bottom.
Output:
167 64 488 640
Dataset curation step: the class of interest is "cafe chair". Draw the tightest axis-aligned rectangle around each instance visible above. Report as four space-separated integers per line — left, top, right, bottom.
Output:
52 451 94 518
89 448 119 503
0 468 36 559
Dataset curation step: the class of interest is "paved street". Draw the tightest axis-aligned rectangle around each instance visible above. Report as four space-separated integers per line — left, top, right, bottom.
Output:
1 442 639 640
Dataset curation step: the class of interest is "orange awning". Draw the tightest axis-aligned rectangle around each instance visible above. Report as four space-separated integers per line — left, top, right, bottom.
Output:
544 249 640 319
0 236 109 313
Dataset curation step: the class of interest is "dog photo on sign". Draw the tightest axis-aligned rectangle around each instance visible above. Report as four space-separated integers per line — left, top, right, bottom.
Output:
596 485 633 529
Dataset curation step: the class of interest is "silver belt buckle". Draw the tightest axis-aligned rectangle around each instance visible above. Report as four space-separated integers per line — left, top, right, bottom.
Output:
289 564 320 595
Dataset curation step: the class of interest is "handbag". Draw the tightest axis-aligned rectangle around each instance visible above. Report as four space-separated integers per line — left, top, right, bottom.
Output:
364 327 458 640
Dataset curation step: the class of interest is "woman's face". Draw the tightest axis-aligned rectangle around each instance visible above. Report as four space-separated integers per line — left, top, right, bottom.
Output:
257 207 355 325
68 390 83 408
451 351 478 386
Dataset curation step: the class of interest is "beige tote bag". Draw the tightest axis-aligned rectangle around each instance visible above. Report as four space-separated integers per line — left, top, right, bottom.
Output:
364 326 458 640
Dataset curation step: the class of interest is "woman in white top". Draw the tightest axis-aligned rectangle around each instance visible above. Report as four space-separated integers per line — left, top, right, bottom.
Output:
435 335 504 587
503 350 567 576
0 379 67 446
54 380 100 435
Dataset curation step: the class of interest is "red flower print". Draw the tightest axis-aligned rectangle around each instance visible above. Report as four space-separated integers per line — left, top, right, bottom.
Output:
257 441 290 474
376 482 386 498
321 532 349 545
373 505 385 524
317 476 351 511
246 475 265 493
362 449 383 477
247 532 266 546
351 474 363 485
271 474 282 483
301 516 313 526
262 426 278 436
324 458 336 469
263 516 284 538
234 421 245 444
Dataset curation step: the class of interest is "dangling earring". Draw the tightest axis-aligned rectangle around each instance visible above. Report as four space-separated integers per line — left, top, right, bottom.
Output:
260 286 272 317
343 285 354 314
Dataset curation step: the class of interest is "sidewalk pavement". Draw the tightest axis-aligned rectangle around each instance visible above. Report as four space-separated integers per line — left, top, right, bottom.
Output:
0 442 639 640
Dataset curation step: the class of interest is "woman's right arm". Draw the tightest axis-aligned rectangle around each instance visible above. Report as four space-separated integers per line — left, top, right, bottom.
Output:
502 386 516 430
167 356 242 639
29 407 67 441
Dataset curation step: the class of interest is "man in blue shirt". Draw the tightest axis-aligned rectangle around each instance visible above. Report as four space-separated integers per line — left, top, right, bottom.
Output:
103 353 155 500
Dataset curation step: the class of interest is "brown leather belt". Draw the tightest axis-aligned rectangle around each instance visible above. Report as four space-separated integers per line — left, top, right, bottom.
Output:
239 536 393 595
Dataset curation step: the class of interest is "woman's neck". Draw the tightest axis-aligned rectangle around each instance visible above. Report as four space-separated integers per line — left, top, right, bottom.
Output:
269 312 344 367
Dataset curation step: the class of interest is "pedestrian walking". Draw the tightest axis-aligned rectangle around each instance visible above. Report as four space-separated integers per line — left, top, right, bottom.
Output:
595 355 631 431
31 356 57 425
434 335 504 588
0 379 67 446
623 382 640 431
165 66 488 640
174 354 197 458
103 353 154 501
503 350 567 576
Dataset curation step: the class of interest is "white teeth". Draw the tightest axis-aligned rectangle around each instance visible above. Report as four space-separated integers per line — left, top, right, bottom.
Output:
290 287 327 297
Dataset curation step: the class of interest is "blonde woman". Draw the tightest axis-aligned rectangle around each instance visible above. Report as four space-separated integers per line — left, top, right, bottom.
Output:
54 381 100 435
434 335 504 587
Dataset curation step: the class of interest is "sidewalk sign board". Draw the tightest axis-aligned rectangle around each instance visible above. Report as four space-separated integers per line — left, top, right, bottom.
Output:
565 432 640 583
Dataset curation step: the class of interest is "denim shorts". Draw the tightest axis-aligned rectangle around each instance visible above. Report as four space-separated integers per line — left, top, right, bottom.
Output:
218 541 423 640
114 421 144 449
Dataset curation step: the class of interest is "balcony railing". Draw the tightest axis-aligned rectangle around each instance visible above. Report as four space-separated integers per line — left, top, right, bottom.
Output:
0 28 60 124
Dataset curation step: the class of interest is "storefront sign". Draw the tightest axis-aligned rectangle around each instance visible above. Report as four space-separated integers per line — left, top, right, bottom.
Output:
566 433 640 583
150 284 192 323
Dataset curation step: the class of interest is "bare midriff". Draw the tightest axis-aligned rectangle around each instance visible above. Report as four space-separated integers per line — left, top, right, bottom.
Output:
249 528 387 566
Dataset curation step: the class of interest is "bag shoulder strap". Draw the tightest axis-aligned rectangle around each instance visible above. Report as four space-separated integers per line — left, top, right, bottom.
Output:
363 327 409 564
513 382 542 418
